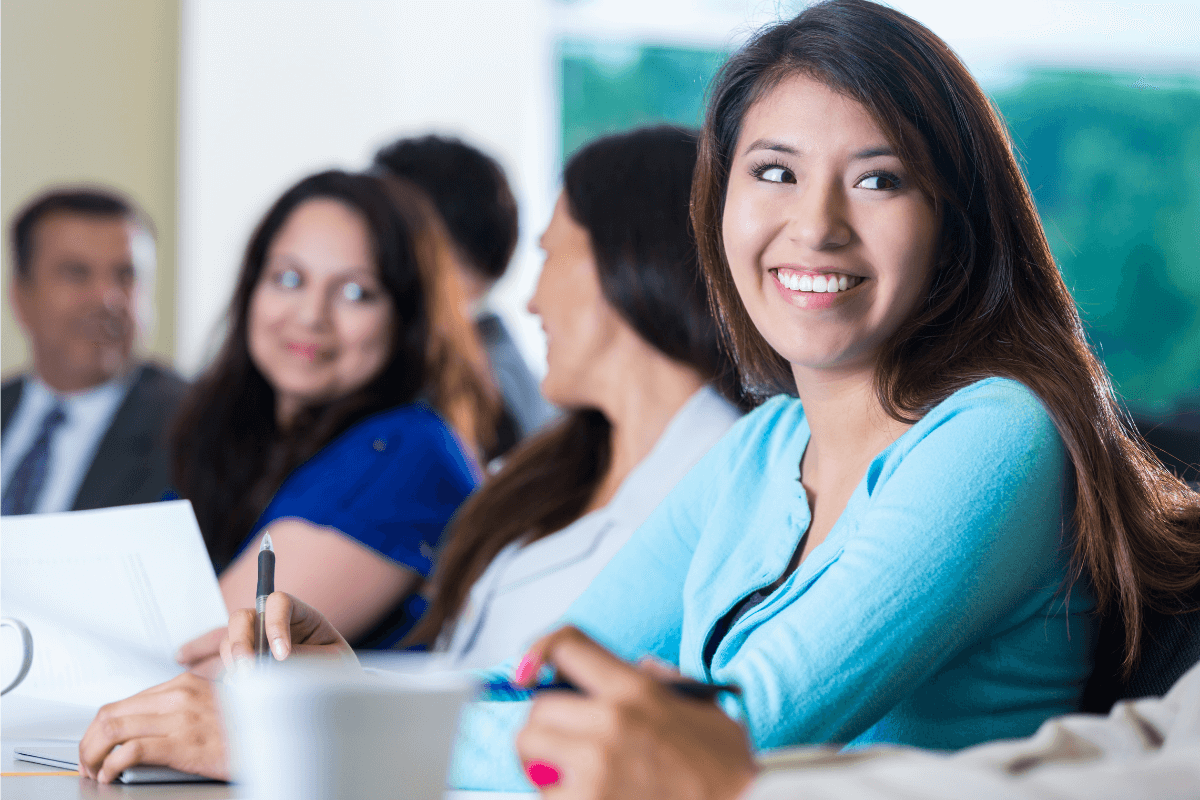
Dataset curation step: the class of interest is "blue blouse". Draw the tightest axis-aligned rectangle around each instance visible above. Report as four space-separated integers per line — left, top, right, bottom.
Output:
449 378 1095 790
238 404 478 641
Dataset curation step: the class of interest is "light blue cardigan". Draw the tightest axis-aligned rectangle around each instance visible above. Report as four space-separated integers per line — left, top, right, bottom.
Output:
449 378 1096 790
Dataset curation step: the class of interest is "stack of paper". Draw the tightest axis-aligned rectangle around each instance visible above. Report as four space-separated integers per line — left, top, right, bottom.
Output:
1 500 228 713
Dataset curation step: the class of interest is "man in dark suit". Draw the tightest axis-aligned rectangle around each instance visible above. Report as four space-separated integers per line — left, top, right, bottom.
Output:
1 187 186 514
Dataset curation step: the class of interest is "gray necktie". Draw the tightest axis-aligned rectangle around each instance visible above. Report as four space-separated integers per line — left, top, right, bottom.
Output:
2 404 67 515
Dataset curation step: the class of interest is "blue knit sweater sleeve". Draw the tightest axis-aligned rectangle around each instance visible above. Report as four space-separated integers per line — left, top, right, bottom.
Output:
703 379 1084 751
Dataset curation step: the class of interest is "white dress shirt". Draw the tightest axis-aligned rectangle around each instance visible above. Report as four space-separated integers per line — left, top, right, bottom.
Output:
0 374 131 513
441 385 742 669
747 657 1200 800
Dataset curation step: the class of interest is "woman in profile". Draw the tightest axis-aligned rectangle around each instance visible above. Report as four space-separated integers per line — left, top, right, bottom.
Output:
407 125 746 666
173 170 497 669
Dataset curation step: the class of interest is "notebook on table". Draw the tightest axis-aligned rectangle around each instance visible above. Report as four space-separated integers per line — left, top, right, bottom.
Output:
15 744 219 784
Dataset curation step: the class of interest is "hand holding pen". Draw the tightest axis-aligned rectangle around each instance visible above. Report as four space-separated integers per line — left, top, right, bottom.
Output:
254 533 275 665
222 539 356 670
511 625 756 795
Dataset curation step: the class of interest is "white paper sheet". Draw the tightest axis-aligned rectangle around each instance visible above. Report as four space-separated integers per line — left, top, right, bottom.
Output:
0 500 228 707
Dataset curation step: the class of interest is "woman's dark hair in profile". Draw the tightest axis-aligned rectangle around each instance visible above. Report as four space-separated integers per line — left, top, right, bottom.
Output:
408 126 745 645
173 170 498 572
690 0 1200 673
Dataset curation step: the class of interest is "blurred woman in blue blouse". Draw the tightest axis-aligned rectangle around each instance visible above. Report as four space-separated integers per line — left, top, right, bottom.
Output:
171 170 498 670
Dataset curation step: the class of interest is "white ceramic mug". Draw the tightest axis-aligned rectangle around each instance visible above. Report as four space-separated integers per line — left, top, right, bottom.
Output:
218 656 475 800
1 617 34 695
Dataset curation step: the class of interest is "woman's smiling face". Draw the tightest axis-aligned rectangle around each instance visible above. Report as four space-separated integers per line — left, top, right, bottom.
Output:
722 73 941 382
247 198 395 423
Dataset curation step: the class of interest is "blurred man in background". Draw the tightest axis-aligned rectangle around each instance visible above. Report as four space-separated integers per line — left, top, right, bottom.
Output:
374 135 556 459
1 187 186 515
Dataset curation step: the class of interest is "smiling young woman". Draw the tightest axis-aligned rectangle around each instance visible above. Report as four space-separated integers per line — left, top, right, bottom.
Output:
171 171 498 656
692 0 1200 675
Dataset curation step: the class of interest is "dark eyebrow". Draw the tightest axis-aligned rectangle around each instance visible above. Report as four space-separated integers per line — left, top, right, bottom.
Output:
852 146 896 160
741 139 896 161
741 138 801 158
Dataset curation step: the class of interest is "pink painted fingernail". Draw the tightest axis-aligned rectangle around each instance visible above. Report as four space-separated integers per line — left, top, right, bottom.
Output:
526 760 560 787
515 653 538 684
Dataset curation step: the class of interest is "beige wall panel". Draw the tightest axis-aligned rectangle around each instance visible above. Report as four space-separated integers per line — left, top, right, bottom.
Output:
1 0 180 379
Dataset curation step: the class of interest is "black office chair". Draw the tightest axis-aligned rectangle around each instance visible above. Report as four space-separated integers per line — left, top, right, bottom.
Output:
1082 412 1200 709
1082 589 1200 713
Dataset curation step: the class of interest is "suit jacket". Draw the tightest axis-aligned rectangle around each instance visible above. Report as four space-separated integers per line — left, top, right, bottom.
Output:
1 362 188 510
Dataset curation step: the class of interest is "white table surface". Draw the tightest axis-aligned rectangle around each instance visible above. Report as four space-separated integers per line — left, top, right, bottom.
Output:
3 740 531 800
2 695 530 800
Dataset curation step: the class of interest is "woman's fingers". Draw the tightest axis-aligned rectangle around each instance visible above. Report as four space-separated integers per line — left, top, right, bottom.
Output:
223 592 354 668
516 724 603 799
78 673 228 783
188 653 225 680
94 731 222 785
525 692 626 739
225 594 294 664
637 655 681 681
174 626 228 667
224 608 257 666
526 626 653 702
79 676 186 774
515 627 758 800
264 591 296 659
81 713 173 780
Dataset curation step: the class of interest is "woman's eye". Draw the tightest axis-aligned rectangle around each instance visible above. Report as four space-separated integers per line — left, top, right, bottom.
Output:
756 165 793 184
858 172 901 190
276 269 301 289
341 282 366 302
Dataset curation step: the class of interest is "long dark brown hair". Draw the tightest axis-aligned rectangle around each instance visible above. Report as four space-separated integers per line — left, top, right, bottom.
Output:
408 126 745 645
173 171 498 572
691 0 1200 672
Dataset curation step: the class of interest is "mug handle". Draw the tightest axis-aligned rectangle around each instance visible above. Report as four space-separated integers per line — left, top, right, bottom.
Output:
1 617 34 695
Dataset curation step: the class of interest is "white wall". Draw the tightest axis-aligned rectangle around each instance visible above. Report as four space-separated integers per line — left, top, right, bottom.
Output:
177 0 1200 376
178 0 557 374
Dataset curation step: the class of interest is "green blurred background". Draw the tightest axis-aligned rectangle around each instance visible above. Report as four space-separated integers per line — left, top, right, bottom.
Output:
561 42 1200 415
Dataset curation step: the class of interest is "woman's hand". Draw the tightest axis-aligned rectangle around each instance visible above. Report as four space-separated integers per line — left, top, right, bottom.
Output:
221 591 355 669
174 626 227 679
78 672 229 784
514 626 758 800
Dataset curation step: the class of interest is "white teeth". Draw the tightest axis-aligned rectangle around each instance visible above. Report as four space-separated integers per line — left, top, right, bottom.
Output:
776 271 861 294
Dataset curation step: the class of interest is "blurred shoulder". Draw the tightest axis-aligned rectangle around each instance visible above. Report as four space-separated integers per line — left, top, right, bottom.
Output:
1 374 28 430
130 360 188 405
329 404 471 468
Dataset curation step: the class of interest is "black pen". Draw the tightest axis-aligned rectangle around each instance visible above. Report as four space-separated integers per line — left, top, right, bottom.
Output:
255 532 275 664
479 676 741 703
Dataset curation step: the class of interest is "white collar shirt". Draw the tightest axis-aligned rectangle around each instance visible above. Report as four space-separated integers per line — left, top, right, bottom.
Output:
1 372 133 513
